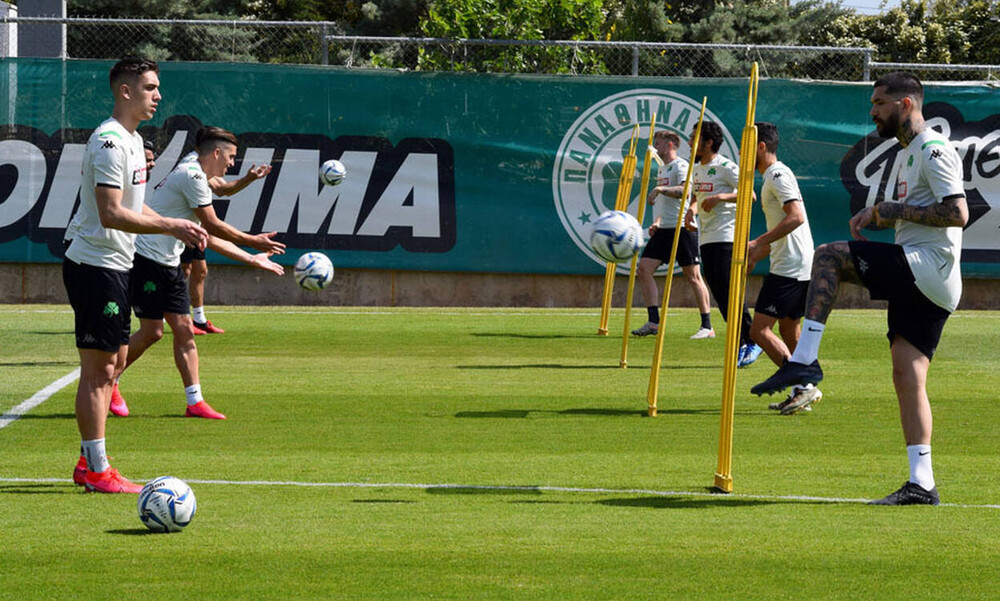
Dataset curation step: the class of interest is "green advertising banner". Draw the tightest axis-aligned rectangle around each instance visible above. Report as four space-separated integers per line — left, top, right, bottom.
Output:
1 59 997 276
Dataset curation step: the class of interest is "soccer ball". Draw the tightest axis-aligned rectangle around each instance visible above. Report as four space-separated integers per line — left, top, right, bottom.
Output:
588 210 644 263
294 252 335 291
319 159 346 186
137 476 196 533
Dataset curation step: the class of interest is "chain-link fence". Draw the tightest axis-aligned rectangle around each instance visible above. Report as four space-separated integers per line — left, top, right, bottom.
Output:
4 16 1000 82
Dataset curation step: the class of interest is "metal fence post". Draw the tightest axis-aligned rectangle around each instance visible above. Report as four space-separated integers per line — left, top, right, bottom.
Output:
632 44 639 76
321 23 329 65
862 48 871 82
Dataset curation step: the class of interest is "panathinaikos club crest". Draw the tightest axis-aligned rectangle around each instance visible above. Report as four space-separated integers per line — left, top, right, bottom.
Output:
552 89 738 271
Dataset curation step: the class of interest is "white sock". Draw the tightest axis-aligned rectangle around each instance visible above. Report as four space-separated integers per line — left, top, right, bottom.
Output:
185 384 203 407
790 319 825 364
81 438 110 473
192 306 207 323
907 444 935 491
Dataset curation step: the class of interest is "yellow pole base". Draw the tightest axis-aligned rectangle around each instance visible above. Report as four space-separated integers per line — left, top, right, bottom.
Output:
597 328 609 336
713 473 733 493
619 359 627 368
647 406 657 418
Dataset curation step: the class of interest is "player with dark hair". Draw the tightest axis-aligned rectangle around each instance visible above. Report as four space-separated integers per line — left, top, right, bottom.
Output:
683 121 761 367
752 72 968 505
67 58 209 493
112 126 286 420
632 130 715 339
746 122 822 414
178 128 273 335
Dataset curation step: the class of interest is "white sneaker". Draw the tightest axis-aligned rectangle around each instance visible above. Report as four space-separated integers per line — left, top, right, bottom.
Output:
689 327 715 340
631 322 658 336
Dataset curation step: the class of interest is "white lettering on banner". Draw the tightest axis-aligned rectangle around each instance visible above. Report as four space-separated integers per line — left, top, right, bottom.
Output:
219 146 276 231
0 115 456 255
0 140 46 228
38 143 84 228
356 153 442 238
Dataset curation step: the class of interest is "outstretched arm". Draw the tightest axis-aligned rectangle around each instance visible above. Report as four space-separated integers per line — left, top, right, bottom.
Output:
194 204 285 255
208 164 272 197
206 236 284 275
97 187 208 249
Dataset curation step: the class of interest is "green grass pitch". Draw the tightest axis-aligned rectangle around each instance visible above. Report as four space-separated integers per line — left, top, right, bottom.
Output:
1 305 999 600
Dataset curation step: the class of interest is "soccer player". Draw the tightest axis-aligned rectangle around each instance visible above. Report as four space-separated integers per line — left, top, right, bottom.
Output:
114 126 285 420
66 58 208 493
751 72 967 505
683 121 761 367
143 140 156 171
631 131 715 339
182 154 273 335
745 122 822 414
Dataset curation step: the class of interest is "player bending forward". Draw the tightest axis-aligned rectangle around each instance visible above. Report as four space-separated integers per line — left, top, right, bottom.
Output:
746 123 822 415
111 126 285 420
751 72 967 505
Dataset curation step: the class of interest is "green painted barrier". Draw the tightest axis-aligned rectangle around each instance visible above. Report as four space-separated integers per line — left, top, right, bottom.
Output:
0 59 996 276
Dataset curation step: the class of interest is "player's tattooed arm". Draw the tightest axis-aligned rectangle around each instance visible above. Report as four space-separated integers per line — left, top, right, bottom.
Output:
803 241 861 324
874 196 968 229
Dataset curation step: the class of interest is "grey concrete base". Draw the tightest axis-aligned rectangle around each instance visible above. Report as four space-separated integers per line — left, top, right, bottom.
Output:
6 262 998 309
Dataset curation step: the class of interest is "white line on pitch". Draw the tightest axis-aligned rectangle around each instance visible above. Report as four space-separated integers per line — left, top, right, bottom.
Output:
0 368 80 430
2 476 998 509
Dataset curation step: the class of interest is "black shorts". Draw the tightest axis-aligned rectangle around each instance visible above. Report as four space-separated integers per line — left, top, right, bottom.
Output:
640 227 700 267
755 273 809 319
130 253 191 320
62 259 131 352
180 245 206 263
848 240 951 360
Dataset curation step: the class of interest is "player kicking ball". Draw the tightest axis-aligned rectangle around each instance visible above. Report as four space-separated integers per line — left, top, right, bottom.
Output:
112 126 286 420
745 123 822 415
751 72 967 505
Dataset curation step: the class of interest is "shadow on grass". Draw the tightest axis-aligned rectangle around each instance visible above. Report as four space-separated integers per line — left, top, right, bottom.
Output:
0 359 76 367
0 483 73 495
455 408 646 419
598 496 774 509
472 333 594 340
457 364 623 370
456 364 719 370
425 486 544 496
107 529 159 536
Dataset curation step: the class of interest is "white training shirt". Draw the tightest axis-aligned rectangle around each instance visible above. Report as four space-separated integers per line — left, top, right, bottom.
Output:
691 154 740 245
893 127 965 313
64 118 147 272
760 161 814 281
134 157 213 267
652 157 690 228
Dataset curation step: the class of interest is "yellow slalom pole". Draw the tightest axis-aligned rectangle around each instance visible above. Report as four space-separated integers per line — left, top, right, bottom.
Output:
714 63 759 493
598 125 641 335
646 98 707 417
620 114 658 368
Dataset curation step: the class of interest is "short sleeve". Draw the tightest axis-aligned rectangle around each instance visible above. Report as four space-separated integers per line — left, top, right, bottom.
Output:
92 134 127 189
921 140 964 202
183 169 214 209
722 159 740 188
771 168 802 204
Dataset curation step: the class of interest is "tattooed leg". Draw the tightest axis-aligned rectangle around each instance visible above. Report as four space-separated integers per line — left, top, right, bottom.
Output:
804 241 862 324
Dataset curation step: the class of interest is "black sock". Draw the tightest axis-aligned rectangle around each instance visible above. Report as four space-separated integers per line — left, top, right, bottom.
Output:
700 313 712 330
647 306 659 324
